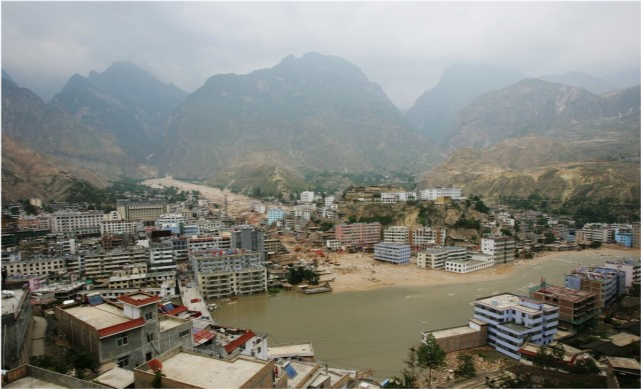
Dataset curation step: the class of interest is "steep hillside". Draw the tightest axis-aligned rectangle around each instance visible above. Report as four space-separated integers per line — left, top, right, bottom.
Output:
1 135 108 202
449 79 614 150
404 63 527 144
160 52 442 188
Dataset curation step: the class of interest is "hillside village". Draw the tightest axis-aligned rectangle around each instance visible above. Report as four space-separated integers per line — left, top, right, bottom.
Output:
2 182 639 388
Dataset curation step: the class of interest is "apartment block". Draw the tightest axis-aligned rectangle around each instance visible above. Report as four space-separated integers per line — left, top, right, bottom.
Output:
232 226 266 261
419 187 462 201
191 249 267 299
50 211 104 238
300 191 315 203
2 256 66 277
602 259 641 287
267 208 286 226
384 226 409 244
116 200 170 222
335 222 381 247
422 319 488 353
577 223 614 243
564 267 626 309
81 248 149 283
529 284 598 328
101 220 142 237
445 253 495 274
473 294 559 360
417 246 467 269
374 242 411 264
481 236 516 264
633 222 640 248
411 227 447 249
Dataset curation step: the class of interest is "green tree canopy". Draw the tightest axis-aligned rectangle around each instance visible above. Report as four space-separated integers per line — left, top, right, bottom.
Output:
416 334 446 388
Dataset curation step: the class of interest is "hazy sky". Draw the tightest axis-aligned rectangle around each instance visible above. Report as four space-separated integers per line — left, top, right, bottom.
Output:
2 1 640 110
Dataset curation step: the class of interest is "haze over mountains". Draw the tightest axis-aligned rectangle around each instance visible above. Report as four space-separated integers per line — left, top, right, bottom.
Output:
2 52 639 203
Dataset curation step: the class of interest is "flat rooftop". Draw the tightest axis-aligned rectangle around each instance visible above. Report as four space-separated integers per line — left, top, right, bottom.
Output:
1 289 27 316
428 325 478 339
3 377 69 389
148 352 267 388
476 294 555 313
158 315 187 331
63 303 129 330
268 343 314 358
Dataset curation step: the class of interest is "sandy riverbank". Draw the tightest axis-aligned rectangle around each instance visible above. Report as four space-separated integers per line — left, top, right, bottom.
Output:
326 246 639 293
142 176 255 215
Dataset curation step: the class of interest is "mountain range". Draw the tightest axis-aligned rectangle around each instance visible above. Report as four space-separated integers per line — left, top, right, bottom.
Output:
2 53 639 204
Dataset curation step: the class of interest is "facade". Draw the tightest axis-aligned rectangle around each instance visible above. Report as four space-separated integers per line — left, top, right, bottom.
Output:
1 289 33 369
422 319 488 353
417 246 467 269
473 294 559 360
300 191 315 203
419 187 463 201
267 208 286 226
602 259 641 287
564 267 626 309
325 239 342 250
55 291 193 369
577 223 614 243
231 226 266 261
445 253 495 274
50 211 104 238
2 256 66 277
149 243 177 273
373 242 411 264
481 236 516 264
264 239 285 254
380 192 417 204
191 249 267 299
335 222 381 247
615 227 633 247
324 195 337 209
529 284 598 328
187 235 231 251
81 248 149 283
116 200 170 222
633 222 640 248
101 220 142 237
411 227 447 249
384 226 409 244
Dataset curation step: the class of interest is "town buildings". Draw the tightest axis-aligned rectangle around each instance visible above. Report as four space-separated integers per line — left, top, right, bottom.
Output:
231 225 266 261
267 208 286 226
373 242 411 264
445 253 495 274
300 191 315 203
411 227 447 249
602 259 641 287
383 226 409 244
419 187 463 201
1 289 33 368
50 211 104 238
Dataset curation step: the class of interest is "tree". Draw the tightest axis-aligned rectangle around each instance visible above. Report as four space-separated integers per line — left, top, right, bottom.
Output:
455 353 476 379
570 357 600 375
416 334 446 388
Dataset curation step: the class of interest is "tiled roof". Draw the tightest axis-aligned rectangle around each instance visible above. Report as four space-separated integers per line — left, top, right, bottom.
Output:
224 330 256 354
98 317 145 338
165 305 189 316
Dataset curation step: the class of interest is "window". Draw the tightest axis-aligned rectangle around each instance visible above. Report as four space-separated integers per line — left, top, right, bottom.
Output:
144 312 153 320
117 334 128 346
117 355 129 368
147 333 155 342
179 329 190 338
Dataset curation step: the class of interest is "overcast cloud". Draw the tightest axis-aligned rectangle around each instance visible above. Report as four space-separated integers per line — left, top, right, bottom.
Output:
2 1 639 110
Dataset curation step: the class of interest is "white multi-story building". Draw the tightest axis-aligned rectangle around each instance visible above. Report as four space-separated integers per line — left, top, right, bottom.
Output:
445 253 495 274
191 249 267 299
292 205 314 221
417 246 467 269
81 248 149 283
602 259 641 287
324 196 337 209
380 192 417 204
156 213 186 226
319 208 335 219
251 203 266 214
326 240 342 250
300 191 315 203
101 220 143 237
50 211 105 238
384 226 410 244
267 208 286 226
149 243 177 273
187 235 232 251
374 243 411 264
419 187 463 201
577 223 614 243
481 236 516 264
473 294 559 360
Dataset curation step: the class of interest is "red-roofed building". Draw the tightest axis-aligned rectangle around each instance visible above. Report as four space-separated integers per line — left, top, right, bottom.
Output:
55 290 193 370
211 326 269 360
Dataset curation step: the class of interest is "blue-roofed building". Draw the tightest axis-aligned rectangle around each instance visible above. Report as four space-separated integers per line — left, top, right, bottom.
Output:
565 266 626 309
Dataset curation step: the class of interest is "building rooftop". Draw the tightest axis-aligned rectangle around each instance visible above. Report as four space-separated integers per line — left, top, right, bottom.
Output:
93 367 134 389
476 293 556 313
62 303 135 332
1 289 27 316
429 325 478 339
534 285 595 303
158 315 188 331
268 343 315 358
3 376 69 388
145 351 268 388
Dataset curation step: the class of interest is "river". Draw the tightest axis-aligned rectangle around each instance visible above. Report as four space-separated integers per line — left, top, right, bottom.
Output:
212 251 629 379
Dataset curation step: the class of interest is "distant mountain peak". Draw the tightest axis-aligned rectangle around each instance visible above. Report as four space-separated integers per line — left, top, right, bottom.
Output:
2 69 15 83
